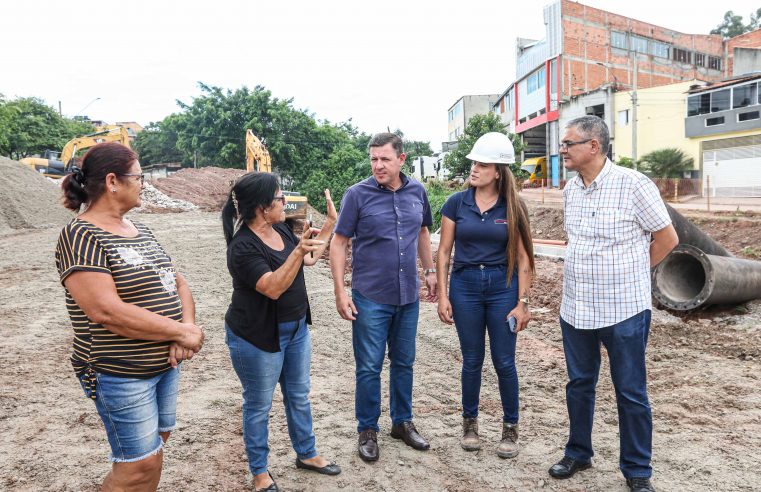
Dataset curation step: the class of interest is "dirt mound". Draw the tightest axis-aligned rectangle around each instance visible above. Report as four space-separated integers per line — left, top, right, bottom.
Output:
0 156 74 232
151 167 245 211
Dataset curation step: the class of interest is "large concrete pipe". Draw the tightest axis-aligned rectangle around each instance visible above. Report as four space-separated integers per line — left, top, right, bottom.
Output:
665 204 732 257
652 245 761 311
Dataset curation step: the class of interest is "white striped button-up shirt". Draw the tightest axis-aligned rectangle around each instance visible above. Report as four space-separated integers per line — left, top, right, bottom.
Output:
561 159 671 329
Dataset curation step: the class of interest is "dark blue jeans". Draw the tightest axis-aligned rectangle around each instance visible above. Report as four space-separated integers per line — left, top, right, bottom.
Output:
351 289 419 433
225 317 317 476
449 265 519 423
560 310 653 479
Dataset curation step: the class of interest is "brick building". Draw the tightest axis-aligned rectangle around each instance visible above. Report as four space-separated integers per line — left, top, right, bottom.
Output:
496 0 731 183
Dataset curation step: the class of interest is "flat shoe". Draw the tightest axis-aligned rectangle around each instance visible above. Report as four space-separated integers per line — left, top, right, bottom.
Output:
295 457 342 475
254 471 278 492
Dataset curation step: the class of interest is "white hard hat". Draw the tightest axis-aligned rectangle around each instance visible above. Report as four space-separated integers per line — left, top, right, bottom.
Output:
466 132 516 164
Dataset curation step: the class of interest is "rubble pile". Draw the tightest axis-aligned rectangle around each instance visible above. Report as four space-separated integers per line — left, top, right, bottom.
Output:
151 167 245 210
0 157 74 233
137 183 198 213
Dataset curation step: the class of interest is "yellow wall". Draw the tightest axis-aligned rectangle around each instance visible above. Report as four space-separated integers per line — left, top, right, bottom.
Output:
613 80 701 169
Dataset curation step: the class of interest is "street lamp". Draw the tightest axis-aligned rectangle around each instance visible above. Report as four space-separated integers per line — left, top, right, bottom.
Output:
73 97 101 120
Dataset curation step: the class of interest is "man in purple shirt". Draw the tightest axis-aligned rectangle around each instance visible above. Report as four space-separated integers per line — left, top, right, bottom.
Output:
330 133 437 463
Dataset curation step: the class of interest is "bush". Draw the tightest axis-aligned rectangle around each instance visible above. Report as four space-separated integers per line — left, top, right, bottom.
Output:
426 180 459 232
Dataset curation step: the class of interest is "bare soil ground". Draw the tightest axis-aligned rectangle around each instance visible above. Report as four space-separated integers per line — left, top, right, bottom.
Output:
1 210 760 491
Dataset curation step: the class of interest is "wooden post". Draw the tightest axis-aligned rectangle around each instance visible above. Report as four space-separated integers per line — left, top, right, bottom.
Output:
707 175 711 212
541 179 545 204
673 180 678 202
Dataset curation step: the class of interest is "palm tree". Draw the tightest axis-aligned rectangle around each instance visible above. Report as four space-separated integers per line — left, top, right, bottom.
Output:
637 148 694 178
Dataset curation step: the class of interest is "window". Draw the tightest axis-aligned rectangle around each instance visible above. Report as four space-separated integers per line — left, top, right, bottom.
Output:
695 53 706 67
673 48 691 64
618 109 630 125
733 83 757 108
611 31 627 49
527 67 545 94
739 111 760 122
708 56 721 70
687 93 711 116
651 40 670 58
631 35 648 53
711 89 730 112
706 116 725 126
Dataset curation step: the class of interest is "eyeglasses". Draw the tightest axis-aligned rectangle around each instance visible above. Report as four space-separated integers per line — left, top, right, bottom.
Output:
273 195 286 205
559 138 593 150
120 173 145 185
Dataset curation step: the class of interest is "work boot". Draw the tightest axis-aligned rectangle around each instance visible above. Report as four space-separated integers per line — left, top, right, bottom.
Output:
496 422 519 459
461 417 481 451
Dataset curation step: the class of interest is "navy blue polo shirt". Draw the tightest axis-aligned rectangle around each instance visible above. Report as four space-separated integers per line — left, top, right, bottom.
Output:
335 174 433 306
440 187 508 270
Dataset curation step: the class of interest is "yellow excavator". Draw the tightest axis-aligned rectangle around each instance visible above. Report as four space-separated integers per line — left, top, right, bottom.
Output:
245 129 307 220
20 127 131 178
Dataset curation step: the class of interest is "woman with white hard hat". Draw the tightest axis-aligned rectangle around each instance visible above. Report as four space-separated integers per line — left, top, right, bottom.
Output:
436 132 535 458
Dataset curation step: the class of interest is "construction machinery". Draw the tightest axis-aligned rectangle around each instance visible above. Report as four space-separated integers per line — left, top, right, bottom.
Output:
20 127 131 178
245 129 307 220
521 156 548 184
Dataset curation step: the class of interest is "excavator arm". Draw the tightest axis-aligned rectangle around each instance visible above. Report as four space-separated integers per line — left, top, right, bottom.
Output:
245 129 272 173
61 127 131 170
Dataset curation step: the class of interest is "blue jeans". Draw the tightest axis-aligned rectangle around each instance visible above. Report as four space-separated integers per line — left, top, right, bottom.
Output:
560 310 653 479
225 317 317 476
80 367 180 463
351 289 419 433
450 265 519 423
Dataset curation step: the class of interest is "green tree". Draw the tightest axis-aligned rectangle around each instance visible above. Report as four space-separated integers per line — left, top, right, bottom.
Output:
443 112 524 177
0 97 92 160
637 148 694 178
299 144 369 212
133 117 184 166
616 156 635 169
710 9 759 38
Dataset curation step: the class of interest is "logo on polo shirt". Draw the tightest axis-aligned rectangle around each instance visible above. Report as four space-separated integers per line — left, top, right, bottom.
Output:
494 219 508 224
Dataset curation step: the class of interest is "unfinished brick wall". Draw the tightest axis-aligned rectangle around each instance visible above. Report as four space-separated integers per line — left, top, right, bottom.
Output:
560 0 724 98
726 29 761 75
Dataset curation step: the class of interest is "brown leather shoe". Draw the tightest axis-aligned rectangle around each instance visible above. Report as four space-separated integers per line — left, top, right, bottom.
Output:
358 429 379 462
461 417 481 451
390 421 430 451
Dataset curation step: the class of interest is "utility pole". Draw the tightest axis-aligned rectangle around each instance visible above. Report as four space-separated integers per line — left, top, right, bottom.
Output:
631 54 638 171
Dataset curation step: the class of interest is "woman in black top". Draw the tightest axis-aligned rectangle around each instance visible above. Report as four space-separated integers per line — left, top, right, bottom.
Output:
222 172 339 492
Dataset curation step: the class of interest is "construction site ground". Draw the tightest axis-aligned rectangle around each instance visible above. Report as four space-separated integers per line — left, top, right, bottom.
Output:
1 162 760 491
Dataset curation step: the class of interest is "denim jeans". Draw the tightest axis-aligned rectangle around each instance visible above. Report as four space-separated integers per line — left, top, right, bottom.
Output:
225 317 317 476
351 289 419 433
560 310 652 479
449 265 519 423
80 366 180 463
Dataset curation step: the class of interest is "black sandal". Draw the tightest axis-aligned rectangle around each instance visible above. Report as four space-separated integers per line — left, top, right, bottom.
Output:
295 457 342 475
254 471 278 492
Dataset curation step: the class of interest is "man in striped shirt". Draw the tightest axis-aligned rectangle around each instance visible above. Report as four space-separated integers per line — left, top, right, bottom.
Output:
548 116 678 492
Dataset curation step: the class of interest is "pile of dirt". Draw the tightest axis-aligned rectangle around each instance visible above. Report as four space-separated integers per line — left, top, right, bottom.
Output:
151 167 245 211
0 157 74 232
137 183 198 214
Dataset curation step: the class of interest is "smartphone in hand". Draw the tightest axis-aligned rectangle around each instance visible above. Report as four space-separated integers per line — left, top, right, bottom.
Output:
506 315 517 333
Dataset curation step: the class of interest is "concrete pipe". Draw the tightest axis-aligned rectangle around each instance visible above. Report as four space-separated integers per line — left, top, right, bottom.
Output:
652 244 761 310
665 204 732 257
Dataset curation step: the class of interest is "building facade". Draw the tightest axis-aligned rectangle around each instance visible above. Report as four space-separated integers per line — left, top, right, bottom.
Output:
684 73 761 197
513 0 729 184
447 94 500 142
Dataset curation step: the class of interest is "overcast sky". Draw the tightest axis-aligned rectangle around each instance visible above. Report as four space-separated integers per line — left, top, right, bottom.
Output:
3 1 759 151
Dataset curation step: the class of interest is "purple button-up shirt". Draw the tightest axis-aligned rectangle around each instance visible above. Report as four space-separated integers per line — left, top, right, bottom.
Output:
335 174 433 306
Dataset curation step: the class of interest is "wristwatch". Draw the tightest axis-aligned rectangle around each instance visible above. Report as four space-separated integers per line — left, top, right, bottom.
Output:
423 268 437 276
519 296 530 305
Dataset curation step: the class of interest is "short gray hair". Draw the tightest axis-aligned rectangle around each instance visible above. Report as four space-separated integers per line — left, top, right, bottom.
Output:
566 116 610 155
368 132 404 156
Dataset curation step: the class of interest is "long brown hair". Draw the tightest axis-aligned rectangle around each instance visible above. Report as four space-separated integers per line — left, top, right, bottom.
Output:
495 165 535 286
